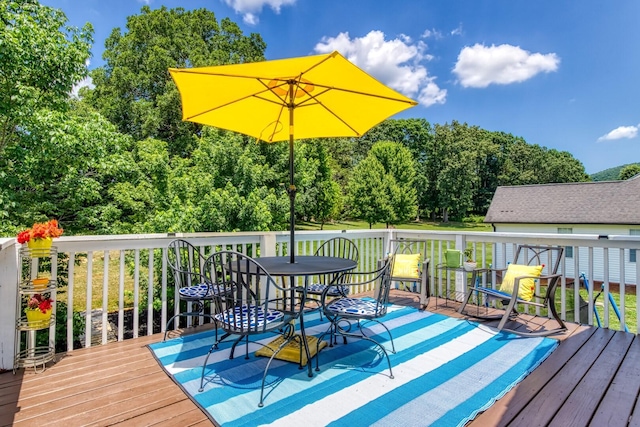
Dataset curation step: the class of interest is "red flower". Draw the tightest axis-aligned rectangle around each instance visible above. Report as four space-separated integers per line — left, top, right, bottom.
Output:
27 294 53 313
16 219 63 243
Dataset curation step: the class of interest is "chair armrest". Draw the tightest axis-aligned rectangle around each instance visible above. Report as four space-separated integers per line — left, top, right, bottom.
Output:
319 261 390 303
505 272 562 301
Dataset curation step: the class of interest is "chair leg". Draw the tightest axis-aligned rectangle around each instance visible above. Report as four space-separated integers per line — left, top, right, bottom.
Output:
198 344 217 392
360 335 394 379
458 284 475 315
258 334 297 407
163 313 181 341
548 299 567 331
228 335 244 360
497 296 519 331
315 323 335 372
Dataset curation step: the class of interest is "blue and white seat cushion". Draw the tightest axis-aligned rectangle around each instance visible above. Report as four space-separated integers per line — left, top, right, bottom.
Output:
215 304 284 329
307 283 349 296
178 283 232 298
327 298 384 316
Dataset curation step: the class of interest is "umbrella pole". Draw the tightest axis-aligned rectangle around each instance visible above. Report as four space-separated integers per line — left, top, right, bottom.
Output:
288 87 296 264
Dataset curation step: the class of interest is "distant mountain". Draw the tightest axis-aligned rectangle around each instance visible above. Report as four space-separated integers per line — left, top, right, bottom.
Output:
591 163 640 181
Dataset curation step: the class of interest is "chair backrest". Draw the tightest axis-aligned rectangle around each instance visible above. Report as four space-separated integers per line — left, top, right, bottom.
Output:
166 239 207 290
372 259 393 317
387 239 427 280
513 245 564 275
512 245 564 302
314 237 359 285
206 250 295 334
315 237 359 260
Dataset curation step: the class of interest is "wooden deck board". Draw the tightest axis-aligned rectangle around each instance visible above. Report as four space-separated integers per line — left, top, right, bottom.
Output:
551 331 635 427
1 290 638 427
591 337 640 426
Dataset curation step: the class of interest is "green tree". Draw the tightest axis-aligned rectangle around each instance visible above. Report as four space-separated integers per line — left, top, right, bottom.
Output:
347 156 391 228
85 6 266 157
362 119 434 219
368 141 418 226
144 129 289 233
297 142 342 228
0 0 92 154
1 104 141 234
619 164 640 180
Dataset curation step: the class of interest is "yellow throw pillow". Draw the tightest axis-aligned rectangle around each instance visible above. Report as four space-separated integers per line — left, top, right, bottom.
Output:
391 253 421 279
499 264 543 301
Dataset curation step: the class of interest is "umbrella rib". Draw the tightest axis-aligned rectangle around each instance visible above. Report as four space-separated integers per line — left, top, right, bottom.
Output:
184 84 283 121
310 83 418 105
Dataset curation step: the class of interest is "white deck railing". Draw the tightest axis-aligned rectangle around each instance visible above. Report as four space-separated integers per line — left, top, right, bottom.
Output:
1 229 639 371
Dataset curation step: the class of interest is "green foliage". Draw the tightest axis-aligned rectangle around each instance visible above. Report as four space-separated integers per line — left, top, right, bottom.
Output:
84 6 266 157
0 0 93 149
296 142 343 228
591 163 640 181
347 141 417 227
53 300 85 351
142 130 289 233
359 120 590 222
0 2 594 237
0 0 93 224
347 155 390 228
619 164 640 180
0 104 140 234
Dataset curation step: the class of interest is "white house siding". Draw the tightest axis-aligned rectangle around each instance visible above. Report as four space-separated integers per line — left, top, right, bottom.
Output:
491 224 639 285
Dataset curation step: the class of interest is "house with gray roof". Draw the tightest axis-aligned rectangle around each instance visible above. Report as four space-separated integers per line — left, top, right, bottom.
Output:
484 175 640 284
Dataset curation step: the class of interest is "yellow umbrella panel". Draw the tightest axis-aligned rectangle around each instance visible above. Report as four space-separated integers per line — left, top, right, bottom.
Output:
170 51 418 262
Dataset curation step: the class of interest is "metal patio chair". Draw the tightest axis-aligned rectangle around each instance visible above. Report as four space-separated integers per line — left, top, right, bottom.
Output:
164 239 218 341
303 237 359 319
386 239 431 310
314 259 395 378
199 250 310 407
458 244 567 337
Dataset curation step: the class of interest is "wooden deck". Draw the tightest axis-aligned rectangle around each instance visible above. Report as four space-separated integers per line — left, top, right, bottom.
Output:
2 291 639 426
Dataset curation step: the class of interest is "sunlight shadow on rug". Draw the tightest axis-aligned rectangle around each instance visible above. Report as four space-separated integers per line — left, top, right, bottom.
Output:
148 305 558 427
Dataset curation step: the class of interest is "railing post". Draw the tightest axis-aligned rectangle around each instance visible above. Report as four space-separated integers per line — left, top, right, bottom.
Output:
0 240 18 371
454 235 466 301
260 233 278 257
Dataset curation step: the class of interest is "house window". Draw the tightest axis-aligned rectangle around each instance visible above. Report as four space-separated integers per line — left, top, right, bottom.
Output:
558 228 573 258
631 229 640 263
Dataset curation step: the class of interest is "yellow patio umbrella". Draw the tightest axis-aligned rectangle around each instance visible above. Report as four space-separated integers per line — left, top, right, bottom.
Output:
169 51 418 263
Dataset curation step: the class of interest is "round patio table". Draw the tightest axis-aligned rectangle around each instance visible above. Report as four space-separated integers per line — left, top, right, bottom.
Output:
249 255 357 375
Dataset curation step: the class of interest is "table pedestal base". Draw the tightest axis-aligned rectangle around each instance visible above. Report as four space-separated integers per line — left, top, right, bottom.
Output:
255 335 327 366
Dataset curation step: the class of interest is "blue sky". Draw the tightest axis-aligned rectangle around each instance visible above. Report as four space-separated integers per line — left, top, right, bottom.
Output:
41 0 640 174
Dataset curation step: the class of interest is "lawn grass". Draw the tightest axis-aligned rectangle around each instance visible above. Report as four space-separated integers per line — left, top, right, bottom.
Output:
58 251 137 313
563 288 637 333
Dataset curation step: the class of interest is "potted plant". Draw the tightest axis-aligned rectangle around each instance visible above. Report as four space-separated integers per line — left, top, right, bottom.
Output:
25 294 53 328
463 248 477 271
17 219 63 256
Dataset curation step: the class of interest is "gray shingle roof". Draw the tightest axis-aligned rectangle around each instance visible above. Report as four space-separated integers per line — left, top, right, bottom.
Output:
484 175 640 225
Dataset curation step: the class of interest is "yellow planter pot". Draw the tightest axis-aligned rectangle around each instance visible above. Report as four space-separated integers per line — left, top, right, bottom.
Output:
25 308 52 328
32 277 50 291
27 238 53 258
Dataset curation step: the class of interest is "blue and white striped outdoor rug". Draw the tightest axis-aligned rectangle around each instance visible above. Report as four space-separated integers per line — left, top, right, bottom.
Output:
148 305 558 427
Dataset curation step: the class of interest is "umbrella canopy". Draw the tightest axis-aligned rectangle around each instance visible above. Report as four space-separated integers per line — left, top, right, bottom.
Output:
170 51 418 262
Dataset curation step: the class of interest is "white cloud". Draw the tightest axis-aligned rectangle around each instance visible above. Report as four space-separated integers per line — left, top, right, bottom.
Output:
314 30 446 107
222 0 296 25
421 28 443 39
71 76 94 98
597 125 639 142
137 0 152 5
453 43 560 88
